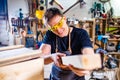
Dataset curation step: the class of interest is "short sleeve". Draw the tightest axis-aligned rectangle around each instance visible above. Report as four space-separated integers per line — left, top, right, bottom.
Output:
79 29 93 48
42 31 55 45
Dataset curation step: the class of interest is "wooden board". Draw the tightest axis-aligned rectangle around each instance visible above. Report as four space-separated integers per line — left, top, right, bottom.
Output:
0 58 44 80
0 47 41 67
0 45 24 51
62 54 102 70
0 47 43 80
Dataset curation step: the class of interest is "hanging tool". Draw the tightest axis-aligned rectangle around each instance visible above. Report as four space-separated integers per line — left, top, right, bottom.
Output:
49 0 64 10
116 41 120 52
63 0 86 14
99 0 113 18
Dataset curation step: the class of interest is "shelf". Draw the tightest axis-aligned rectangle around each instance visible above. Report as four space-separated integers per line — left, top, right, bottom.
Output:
90 38 94 42
79 19 95 48
85 20 94 23
108 39 120 41
108 52 120 55
108 25 120 28
26 34 34 37
38 28 48 32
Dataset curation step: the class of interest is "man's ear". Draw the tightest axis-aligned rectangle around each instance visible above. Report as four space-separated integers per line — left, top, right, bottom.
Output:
63 16 67 22
63 16 66 20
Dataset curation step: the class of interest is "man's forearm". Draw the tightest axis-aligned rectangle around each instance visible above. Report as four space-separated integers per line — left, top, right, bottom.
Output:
82 48 94 55
41 54 53 65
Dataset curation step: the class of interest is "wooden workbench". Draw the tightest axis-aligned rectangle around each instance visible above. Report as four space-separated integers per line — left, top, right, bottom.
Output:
0 45 44 80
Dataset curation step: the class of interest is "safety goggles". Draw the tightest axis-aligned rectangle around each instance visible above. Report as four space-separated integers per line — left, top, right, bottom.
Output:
48 17 64 32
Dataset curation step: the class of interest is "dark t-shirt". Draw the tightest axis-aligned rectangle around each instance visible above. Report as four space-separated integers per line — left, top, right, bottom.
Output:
42 26 93 80
43 26 92 54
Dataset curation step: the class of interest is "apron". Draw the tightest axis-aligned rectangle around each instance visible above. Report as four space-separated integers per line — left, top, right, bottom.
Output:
49 27 85 80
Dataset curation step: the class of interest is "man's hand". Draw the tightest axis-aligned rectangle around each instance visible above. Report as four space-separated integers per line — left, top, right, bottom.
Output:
51 53 65 66
68 64 90 76
51 53 70 70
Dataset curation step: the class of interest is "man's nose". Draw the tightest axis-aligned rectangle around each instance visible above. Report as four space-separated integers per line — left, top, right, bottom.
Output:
56 28 62 34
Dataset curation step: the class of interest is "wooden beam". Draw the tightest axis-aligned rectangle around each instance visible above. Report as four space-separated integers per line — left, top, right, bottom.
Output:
0 45 24 51
0 58 44 80
62 54 102 70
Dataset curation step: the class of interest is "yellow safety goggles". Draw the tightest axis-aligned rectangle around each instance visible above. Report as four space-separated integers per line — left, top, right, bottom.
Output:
48 17 64 32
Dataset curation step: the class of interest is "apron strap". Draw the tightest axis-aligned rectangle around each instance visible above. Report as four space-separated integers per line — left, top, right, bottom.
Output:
68 27 72 54
56 37 58 52
56 27 72 54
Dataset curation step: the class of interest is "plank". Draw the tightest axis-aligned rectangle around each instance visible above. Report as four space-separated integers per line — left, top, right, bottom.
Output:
0 48 41 67
0 58 44 80
62 54 102 70
0 45 24 51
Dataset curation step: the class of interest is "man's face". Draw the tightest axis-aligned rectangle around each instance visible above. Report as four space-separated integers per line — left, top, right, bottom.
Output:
48 15 68 37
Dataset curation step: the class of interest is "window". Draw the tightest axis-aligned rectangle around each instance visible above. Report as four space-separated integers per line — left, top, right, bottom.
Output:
0 0 8 20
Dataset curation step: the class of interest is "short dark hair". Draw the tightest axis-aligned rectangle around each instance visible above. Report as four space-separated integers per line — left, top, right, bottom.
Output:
44 7 63 22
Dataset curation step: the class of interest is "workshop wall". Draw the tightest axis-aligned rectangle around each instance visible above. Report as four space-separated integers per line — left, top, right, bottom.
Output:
8 0 29 19
0 0 29 46
48 0 96 20
61 0 95 20
112 0 120 16
0 0 120 45
0 21 9 45
0 0 9 45
49 0 120 20
105 0 120 17
7 0 29 45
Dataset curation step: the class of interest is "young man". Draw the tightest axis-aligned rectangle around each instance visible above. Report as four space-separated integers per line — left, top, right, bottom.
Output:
39 7 94 80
